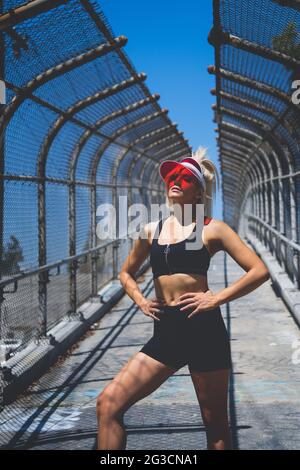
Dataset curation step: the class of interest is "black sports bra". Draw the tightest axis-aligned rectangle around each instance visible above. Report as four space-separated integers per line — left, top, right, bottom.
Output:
150 216 212 280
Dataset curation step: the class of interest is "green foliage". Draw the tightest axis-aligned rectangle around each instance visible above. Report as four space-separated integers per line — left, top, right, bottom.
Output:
1 235 24 275
272 21 300 60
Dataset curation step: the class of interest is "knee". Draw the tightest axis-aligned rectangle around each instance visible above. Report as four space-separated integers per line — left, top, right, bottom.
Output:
96 390 124 421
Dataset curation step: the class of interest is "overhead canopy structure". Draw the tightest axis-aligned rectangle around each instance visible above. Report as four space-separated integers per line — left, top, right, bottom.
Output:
209 0 300 288
0 0 191 351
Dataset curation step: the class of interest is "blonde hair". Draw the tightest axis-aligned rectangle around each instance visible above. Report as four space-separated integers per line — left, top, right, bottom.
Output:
192 146 220 217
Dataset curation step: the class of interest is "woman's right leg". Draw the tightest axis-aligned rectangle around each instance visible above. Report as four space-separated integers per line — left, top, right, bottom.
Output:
96 351 179 450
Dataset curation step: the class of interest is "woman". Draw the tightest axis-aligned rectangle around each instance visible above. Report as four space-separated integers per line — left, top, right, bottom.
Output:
96 147 270 450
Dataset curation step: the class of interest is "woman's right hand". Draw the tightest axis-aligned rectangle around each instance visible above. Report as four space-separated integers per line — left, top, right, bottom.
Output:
139 297 166 321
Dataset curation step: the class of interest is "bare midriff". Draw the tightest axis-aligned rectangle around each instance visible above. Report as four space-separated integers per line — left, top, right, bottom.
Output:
150 216 214 306
153 273 209 306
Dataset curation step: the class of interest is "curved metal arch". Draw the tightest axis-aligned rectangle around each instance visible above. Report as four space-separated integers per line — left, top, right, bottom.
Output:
37 73 147 177
129 126 180 155
69 94 160 180
219 119 292 193
68 94 163 308
120 129 184 210
219 106 270 132
219 129 281 193
112 127 180 211
141 129 182 153
112 124 181 185
208 26 300 71
220 144 263 207
219 124 289 205
221 143 271 222
219 132 273 207
90 108 169 182
218 122 288 175
219 109 294 173
218 123 285 233
144 133 183 156
211 75 299 165
211 0 300 233
213 86 297 213
221 158 255 187
222 161 254 209
220 145 264 187
126 130 183 186
144 148 188 190
91 111 176 252
221 157 254 179
208 65 300 119
129 148 190 212
221 149 262 224
218 121 262 144
219 140 263 186
220 141 259 185
0 36 128 143
219 133 271 177
146 148 192 193
0 0 68 30
212 73 297 215
150 140 189 160
136 142 190 188
219 131 280 227
91 114 176 263
37 77 162 315
212 91 300 143
220 122 296 237
218 126 283 227
146 136 190 177
142 141 192 185
220 99 297 171
212 91 279 120
30 37 127 331
141 160 164 194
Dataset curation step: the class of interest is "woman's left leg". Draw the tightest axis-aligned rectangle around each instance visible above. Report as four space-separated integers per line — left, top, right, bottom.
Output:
188 368 233 450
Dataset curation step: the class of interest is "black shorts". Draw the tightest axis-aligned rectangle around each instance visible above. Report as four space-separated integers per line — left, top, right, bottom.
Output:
139 304 232 372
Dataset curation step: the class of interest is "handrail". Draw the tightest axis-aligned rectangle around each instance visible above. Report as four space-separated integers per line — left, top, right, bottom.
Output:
246 213 300 252
0 231 140 289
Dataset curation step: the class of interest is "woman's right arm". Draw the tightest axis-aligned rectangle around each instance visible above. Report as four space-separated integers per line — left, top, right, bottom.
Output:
118 223 151 308
119 223 164 320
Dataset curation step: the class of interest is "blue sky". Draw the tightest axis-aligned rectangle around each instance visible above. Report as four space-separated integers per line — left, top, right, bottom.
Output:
98 0 223 220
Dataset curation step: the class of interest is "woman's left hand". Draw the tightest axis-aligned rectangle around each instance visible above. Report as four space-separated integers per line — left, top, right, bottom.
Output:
176 290 220 319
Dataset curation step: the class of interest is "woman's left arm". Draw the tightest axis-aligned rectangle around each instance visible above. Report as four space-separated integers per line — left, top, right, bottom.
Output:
214 220 270 307
177 220 271 316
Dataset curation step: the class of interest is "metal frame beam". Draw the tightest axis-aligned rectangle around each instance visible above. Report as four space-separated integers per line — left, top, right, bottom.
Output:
0 36 127 136
208 26 300 70
0 0 68 30
208 65 300 118
68 94 160 180
272 0 300 12
218 123 285 233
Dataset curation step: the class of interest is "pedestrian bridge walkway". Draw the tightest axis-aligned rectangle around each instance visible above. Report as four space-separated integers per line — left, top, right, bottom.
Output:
1 240 299 450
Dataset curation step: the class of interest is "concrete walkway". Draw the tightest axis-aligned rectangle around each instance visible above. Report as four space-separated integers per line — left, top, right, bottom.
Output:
1 242 299 450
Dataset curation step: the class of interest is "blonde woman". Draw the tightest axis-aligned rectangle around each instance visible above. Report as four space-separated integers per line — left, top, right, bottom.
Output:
96 147 270 450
